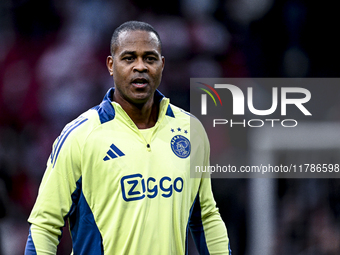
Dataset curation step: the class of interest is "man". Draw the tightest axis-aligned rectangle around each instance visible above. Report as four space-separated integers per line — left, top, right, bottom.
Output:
25 21 231 254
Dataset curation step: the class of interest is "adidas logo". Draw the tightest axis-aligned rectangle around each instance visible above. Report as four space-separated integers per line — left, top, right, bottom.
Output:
103 144 125 161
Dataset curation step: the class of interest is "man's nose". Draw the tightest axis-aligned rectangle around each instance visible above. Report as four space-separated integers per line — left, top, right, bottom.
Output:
133 58 148 72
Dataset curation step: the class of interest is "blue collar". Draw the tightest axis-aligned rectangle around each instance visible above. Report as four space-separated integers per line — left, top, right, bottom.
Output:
93 88 174 124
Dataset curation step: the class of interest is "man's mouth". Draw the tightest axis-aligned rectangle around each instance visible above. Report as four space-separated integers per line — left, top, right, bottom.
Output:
131 78 149 88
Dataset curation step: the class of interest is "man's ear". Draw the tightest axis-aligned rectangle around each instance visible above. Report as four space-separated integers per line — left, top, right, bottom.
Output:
106 56 114 76
161 56 165 71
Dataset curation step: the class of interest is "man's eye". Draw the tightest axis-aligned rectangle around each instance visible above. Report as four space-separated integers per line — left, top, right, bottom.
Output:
124 57 134 62
146 57 156 62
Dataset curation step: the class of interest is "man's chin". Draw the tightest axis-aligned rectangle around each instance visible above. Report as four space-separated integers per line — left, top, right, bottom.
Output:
129 93 153 106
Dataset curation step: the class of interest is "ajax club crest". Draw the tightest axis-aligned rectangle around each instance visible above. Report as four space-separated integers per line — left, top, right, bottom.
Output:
171 135 190 159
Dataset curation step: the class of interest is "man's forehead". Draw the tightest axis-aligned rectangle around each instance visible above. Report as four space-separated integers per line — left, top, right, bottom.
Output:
116 30 160 51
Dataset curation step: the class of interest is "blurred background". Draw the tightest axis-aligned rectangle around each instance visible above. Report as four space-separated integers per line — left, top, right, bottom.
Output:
1 0 340 254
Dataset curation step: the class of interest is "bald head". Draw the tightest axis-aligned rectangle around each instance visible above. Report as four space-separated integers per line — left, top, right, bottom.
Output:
110 21 162 56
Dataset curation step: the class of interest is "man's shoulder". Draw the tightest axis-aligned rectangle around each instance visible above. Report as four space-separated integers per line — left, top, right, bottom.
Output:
168 104 197 120
168 104 204 127
57 107 104 142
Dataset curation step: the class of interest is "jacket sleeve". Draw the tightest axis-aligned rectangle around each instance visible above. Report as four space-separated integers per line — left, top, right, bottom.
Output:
189 175 231 255
25 117 86 254
189 120 231 255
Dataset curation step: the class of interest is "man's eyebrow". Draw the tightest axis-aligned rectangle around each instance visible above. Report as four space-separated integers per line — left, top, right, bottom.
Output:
119 50 160 56
119 50 136 56
144 50 159 55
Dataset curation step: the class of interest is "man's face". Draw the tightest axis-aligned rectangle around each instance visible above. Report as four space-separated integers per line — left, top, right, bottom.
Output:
107 30 165 106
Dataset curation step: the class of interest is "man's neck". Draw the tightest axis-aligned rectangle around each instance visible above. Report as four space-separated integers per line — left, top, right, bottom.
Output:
114 96 159 129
